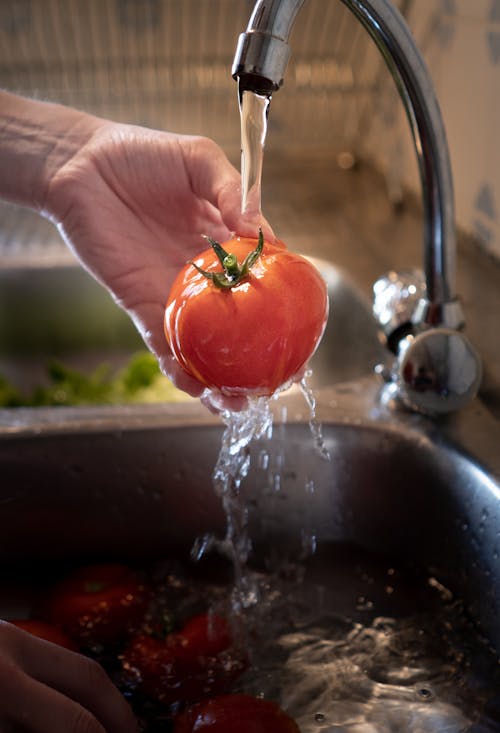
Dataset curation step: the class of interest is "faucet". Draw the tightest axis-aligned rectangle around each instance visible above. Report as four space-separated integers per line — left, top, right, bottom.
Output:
232 0 482 416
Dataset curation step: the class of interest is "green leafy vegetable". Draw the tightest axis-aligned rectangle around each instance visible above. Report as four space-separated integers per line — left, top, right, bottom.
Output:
0 352 190 407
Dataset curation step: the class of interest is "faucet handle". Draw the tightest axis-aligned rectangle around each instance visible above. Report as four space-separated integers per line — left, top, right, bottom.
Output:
395 329 482 416
372 269 426 352
373 270 482 414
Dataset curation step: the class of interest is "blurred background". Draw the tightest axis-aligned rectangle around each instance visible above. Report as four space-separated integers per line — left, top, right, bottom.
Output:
1 0 499 263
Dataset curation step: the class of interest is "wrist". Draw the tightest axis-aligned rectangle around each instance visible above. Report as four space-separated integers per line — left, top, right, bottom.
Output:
0 91 104 213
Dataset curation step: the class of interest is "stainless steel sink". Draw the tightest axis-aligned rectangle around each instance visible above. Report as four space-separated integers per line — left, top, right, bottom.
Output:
1 378 500 659
2 251 500 727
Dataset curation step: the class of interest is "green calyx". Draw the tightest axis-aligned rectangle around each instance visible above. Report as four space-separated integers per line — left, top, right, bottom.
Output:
190 229 264 290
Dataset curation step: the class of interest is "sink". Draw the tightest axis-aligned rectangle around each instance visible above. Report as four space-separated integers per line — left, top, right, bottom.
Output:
1 375 500 727
1 378 500 647
2 255 500 729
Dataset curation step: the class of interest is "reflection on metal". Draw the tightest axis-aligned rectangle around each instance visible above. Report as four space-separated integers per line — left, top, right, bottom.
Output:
397 329 482 416
233 0 481 413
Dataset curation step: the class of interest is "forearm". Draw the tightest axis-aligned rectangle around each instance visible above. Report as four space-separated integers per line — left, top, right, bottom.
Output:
0 91 103 213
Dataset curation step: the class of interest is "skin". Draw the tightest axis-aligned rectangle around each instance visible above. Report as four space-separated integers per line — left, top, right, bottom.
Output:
0 620 137 732
0 91 273 729
0 91 273 406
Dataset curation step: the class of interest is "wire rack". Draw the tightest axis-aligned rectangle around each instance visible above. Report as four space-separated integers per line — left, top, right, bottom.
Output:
0 0 409 264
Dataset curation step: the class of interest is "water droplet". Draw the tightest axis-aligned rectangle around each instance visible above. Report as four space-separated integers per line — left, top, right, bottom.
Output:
258 450 270 470
298 374 330 461
416 686 434 702
305 478 315 495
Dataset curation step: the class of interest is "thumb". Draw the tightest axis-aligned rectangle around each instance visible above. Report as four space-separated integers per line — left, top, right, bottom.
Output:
188 137 275 242
218 179 276 243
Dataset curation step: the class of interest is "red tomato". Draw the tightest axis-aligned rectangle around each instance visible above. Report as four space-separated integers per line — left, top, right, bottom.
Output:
122 613 245 705
8 619 78 651
43 563 150 646
164 232 328 396
173 694 300 733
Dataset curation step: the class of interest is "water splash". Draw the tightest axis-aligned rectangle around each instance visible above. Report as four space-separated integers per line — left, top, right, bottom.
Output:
192 396 273 610
299 371 331 462
192 372 329 606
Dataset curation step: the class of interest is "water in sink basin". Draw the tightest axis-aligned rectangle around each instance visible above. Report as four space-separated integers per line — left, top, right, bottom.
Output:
187 395 500 733
235 550 500 733
135 550 500 731
3 546 498 732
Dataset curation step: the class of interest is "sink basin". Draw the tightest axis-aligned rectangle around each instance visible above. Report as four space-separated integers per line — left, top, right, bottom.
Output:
1 377 500 727
1 379 500 648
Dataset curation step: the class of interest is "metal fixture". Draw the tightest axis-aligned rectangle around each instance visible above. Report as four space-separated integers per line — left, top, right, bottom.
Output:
232 0 482 414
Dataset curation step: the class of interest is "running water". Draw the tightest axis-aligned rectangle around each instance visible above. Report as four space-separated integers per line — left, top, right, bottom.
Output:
299 370 331 462
239 87 270 215
192 374 330 610
191 396 273 610
192 89 329 606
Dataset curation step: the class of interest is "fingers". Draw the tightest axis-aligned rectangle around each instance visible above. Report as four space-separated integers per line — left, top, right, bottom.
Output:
186 136 275 243
130 302 206 399
158 353 206 399
0 621 137 733
201 388 249 415
24 648 137 733
217 178 275 243
1 667 107 733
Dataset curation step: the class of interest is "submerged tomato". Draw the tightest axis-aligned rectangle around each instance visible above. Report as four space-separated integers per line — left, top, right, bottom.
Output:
173 693 300 733
122 613 245 705
8 619 78 651
43 563 150 646
164 232 328 396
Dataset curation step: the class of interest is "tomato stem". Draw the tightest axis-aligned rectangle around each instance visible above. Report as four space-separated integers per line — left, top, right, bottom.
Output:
191 229 264 290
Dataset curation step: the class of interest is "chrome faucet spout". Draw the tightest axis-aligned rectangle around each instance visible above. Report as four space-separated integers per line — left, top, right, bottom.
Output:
232 0 304 95
233 0 459 321
233 0 483 415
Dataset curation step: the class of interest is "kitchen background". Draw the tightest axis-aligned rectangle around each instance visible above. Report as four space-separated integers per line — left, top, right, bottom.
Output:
0 0 499 263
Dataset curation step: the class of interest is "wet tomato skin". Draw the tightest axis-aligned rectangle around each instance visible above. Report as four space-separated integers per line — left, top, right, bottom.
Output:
164 236 328 396
8 619 79 651
122 613 245 705
173 693 300 733
43 563 150 646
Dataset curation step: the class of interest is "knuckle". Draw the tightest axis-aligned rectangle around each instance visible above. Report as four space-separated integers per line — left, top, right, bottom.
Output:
0 654 24 692
70 707 105 733
82 656 110 689
0 619 15 643
0 620 22 657
193 134 219 158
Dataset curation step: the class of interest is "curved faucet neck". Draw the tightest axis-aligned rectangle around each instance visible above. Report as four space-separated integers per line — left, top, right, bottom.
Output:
233 0 461 326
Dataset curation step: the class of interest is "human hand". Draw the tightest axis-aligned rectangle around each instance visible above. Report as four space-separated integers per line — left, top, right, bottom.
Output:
43 119 273 403
0 620 137 732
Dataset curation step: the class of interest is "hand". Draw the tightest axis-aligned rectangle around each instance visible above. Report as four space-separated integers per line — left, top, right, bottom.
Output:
44 120 273 401
0 620 137 732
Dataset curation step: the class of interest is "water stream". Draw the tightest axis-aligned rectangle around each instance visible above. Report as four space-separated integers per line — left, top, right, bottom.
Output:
239 87 270 215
